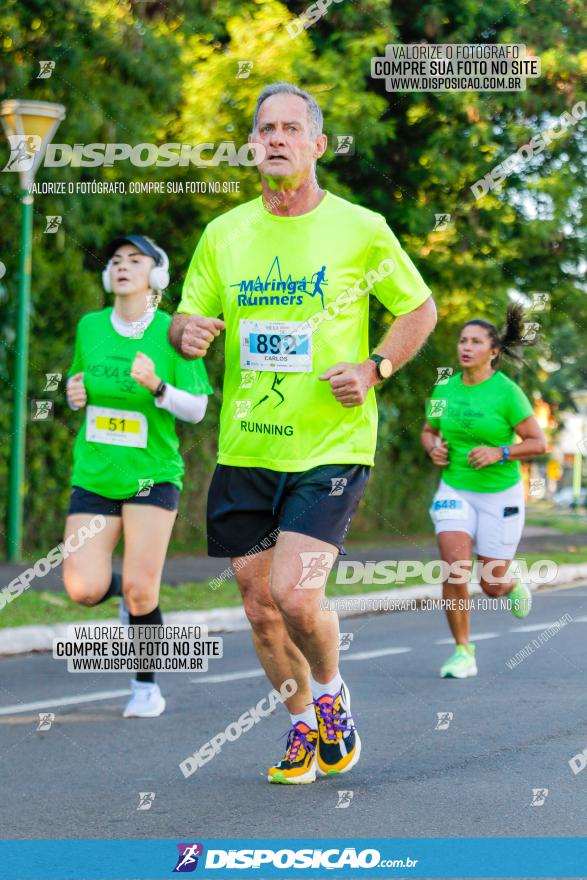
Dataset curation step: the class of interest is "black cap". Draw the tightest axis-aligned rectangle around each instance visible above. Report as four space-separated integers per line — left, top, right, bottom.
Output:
105 234 162 265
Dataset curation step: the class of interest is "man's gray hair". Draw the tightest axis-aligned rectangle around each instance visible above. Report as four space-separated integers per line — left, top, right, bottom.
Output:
252 82 323 139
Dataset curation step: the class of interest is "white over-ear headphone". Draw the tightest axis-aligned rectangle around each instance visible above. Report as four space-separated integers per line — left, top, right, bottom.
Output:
102 235 170 293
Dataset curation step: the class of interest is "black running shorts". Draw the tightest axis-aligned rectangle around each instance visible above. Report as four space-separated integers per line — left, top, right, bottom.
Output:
68 482 180 516
207 463 370 558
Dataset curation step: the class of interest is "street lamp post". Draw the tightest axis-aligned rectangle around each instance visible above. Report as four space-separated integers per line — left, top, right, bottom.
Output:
1 100 66 561
571 390 587 512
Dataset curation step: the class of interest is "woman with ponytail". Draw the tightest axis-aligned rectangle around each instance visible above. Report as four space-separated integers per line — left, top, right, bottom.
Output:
420 305 546 679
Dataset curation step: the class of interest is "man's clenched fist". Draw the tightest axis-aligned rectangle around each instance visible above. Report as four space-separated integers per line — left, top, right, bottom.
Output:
180 316 226 358
319 360 378 407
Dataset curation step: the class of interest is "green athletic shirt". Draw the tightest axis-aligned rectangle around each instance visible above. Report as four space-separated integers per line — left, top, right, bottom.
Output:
426 370 534 493
178 191 431 471
67 308 212 498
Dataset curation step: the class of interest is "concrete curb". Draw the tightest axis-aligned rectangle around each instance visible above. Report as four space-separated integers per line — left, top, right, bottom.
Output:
1 562 587 658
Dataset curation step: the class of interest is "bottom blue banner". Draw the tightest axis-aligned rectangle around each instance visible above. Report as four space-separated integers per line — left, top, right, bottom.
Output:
1 837 586 879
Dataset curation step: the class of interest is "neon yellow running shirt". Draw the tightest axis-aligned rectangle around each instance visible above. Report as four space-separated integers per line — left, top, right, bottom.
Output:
426 370 534 492
179 191 431 471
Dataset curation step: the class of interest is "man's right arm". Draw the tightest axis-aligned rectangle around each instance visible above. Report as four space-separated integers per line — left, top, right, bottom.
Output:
170 313 226 360
169 314 191 355
171 225 225 359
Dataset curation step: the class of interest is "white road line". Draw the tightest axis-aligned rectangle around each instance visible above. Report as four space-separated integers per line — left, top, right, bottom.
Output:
191 669 266 684
0 688 131 716
509 622 560 633
539 590 587 597
342 647 412 661
0 647 414 712
570 615 587 623
435 633 500 645
191 647 412 682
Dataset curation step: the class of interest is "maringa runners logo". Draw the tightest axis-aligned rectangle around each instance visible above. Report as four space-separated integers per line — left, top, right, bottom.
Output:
231 256 328 308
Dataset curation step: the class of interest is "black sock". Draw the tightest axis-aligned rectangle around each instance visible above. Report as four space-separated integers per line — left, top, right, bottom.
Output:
91 572 122 605
129 605 163 684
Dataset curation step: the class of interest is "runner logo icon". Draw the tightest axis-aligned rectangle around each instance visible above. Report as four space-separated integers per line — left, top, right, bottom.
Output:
298 551 335 590
427 398 447 418
435 712 453 730
136 792 155 811
173 843 204 872
329 477 347 496
2 134 42 172
339 632 354 651
36 712 55 731
336 790 354 808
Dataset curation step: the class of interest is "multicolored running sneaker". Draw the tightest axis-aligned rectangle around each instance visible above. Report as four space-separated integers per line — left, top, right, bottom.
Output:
313 681 361 776
268 721 318 784
507 581 532 619
440 643 477 679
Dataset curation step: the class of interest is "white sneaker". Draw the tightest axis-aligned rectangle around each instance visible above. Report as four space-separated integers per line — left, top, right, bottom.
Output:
123 680 166 718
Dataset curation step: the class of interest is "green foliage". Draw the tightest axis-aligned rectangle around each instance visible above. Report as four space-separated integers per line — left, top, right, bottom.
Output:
0 0 585 555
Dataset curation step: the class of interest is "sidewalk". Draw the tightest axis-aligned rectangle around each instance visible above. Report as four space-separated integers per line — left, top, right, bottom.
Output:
0 526 582 592
2 561 586 658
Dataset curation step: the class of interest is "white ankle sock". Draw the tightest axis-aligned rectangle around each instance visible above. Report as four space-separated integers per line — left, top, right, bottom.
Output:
310 671 342 699
289 708 317 730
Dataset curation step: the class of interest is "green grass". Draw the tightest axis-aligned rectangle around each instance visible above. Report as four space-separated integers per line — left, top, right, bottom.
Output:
525 513 587 535
345 532 437 548
0 581 243 630
522 550 587 566
2 548 586 631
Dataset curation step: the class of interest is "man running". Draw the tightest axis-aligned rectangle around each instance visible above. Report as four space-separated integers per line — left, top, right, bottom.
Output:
170 82 436 783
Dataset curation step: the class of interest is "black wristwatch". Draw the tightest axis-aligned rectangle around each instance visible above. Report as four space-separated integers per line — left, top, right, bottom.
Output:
153 380 167 398
368 354 393 382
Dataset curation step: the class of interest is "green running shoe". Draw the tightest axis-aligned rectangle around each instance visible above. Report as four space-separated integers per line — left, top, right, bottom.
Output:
508 581 532 619
440 643 477 679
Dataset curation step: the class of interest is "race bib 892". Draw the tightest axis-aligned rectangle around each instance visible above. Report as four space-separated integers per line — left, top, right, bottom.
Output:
240 320 312 373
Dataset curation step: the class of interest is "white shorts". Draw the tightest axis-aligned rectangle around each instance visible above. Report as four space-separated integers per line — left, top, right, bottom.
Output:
429 479 525 559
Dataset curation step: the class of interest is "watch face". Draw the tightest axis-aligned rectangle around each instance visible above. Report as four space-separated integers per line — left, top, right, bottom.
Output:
379 358 393 379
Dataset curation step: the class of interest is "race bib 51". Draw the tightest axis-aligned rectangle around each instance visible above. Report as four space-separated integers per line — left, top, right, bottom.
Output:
86 405 148 448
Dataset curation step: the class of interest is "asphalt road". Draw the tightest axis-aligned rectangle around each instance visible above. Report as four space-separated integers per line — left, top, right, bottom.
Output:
1 583 587 842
